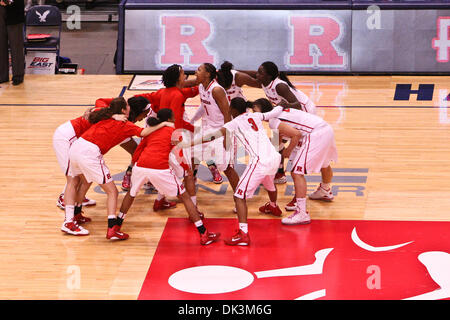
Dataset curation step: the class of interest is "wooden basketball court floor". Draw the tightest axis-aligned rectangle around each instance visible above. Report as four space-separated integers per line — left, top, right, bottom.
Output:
0 75 449 300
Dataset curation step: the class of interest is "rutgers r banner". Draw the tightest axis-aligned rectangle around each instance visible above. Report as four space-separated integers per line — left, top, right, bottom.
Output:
123 10 351 72
123 8 450 73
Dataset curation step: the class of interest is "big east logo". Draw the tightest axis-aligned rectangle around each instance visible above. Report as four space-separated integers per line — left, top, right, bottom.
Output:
139 218 450 300
29 57 54 68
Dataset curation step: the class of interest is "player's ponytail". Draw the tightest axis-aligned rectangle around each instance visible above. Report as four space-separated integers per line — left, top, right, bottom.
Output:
279 71 296 90
203 63 217 82
230 97 251 115
261 61 296 90
253 98 273 113
217 61 233 89
147 108 173 127
89 97 127 124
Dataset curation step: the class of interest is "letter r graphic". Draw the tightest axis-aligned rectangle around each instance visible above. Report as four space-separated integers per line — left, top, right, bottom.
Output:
288 16 345 68
160 16 215 66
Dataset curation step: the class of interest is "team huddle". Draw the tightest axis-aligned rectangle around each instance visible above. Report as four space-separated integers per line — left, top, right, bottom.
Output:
52 61 338 246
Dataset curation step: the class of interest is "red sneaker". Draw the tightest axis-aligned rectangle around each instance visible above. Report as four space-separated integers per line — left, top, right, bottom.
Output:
285 197 296 211
82 197 96 207
58 194 96 210
211 168 223 184
121 171 131 191
259 202 282 217
224 229 250 246
56 193 65 210
153 197 177 211
74 212 92 224
61 221 89 236
200 230 221 245
106 225 129 240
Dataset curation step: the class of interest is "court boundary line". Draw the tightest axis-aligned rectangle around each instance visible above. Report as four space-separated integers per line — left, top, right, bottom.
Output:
0 104 443 109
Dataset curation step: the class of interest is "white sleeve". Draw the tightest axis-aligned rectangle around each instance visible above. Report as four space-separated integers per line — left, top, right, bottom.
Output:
190 105 205 124
262 106 283 121
223 118 238 133
268 118 281 130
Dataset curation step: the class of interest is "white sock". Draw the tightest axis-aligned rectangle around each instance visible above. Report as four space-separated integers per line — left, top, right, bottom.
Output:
269 201 277 207
108 215 116 220
194 220 203 227
118 212 126 220
296 198 306 212
191 196 197 206
65 205 74 222
239 223 248 234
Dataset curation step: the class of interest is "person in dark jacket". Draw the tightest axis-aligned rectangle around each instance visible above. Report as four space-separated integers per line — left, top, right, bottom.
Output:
0 0 25 86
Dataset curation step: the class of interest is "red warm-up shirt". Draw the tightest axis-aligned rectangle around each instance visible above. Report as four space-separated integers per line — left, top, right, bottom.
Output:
136 87 199 132
70 98 110 137
132 126 176 170
81 119 143 155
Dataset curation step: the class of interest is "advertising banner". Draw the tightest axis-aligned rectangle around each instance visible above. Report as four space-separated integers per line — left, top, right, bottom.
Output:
123 9 352 72
25 52 57 75
351 9 450 72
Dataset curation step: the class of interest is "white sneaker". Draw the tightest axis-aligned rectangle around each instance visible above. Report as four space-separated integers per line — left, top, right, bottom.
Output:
274 172 287 184
308 183 334 202
281 210 311 225
61 221 89 236
143 182 155 191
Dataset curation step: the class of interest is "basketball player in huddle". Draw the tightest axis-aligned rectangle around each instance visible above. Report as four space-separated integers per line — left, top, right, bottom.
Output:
54 95 150 212
117 108 220 245
192 63 240 196
244 61 335 208
62 97 172 239
182 97 285 245
253 98 338 225
190 61 262 183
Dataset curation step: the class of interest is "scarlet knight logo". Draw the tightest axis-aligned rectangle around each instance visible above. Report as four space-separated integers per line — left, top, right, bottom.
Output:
287 14 347 70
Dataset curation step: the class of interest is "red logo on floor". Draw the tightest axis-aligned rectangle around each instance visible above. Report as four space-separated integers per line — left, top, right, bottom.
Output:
138 218 450 300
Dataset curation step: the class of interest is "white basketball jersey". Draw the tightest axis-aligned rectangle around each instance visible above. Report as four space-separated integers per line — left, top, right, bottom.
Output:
269 108 326 135
199 79 227 130
225 70 246 102
262 78 316 114
223 112 279 166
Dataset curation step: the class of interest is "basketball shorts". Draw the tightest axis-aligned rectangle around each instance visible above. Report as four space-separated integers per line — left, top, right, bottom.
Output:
67 138 113 185
288 124 338 175
130 165 185 198
53 121 78 175
234 154 280 200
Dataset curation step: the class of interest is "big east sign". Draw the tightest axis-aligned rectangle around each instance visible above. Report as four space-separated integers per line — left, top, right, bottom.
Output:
157 15 347 70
